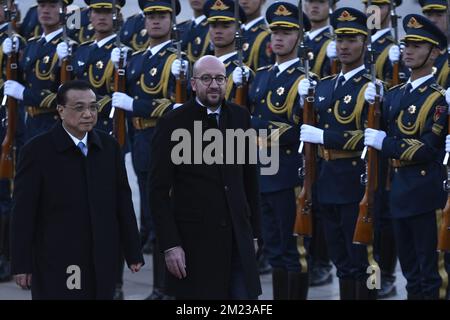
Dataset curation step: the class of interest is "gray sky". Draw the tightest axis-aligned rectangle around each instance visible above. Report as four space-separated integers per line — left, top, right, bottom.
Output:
16 0 421 30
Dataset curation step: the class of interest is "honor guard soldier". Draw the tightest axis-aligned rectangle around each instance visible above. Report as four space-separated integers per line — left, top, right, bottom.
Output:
304 0 338 78
178 0 212 64
18 4 41 40
67 5 96 44
3 0 77 141
119 9 149 51
299 7 380 300
204 0 253 104
239 0 274 71
418 0 449 88
364 14 449 300
57 0 127 134
110 0 182 300
248 2 314 300
0 1 25 283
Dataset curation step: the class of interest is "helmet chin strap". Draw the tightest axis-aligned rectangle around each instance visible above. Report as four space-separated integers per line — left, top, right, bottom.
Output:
411 46 433 71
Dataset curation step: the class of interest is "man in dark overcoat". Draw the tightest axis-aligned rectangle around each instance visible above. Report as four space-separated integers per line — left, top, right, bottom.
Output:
149 55 262 299
10 80 144 300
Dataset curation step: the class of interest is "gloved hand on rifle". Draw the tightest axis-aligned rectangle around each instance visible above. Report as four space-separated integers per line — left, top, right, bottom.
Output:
171 59 189 77
364 81 384 104
364 128 386 151
445 135 450 153
56 42 69 61
297 78 317 107
112 92 134 112
232 66 250 85
2 37 20 55
300 124 324 144
111 47 130 68
326 40 337 59
445 87 450 107
388 44 401 63
4 80 25 101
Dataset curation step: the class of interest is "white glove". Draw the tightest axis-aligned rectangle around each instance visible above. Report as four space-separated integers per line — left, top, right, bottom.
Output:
388 45 400 63
112 92 134 111
364 81 384 103
446 135 450 153
232 66 250 85
2 37 20 55
56 42 69 61
326 40 337 59
171 59 189 77
4 80 25 101
110 47 129 68
445 87 450 107
173 103 183 109
364 128 386 151
300 124 324 144
297 78 317 97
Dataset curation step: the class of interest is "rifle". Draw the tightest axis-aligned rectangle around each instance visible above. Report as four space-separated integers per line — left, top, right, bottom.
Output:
389 0 400 86
0 0 18 180
172 0 187 103
353 0 379 245
294 0 315 237
437 0 450 252
59 0 72 84
110 0 126 148
328 0 339 75
234 0 248 109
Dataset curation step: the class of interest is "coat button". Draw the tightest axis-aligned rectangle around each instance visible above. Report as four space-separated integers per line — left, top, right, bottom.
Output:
352 161 357 166
324 124 329 128
394 168 398 173
286 149 291 155
103 120 108 125
421 170 426 176
327 108 332 113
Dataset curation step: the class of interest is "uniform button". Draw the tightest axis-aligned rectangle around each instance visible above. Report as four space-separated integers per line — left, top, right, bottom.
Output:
401 143 405 148
137 81 140 85
344 133 348 137
268 124 273 129
275 102 279 106
352 161 357 166
324 124 329 129
103 120 108 125
152 102 156 106
134 96 139 99
261 99 265 103
84 72 87 76
394 168 398 173
224 186 229 191
327 108 332 113
286 149 291 155
421 170 426 176
258 115 262 118
342 110 347 114
150 82 154 86
53 115 58 120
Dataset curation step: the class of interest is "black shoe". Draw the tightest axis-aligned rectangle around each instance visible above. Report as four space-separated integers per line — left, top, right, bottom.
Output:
145 289 165 300
309 266 333 287
113 287 124 300
377 278 397 299
142 240 153 255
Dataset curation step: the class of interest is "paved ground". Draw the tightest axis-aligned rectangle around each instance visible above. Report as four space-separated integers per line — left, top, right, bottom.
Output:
0 154 408 300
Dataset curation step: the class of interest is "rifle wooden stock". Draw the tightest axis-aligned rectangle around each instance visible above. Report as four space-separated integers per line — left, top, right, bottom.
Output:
235 83 248 109
0 51 18 179
113 61 126 148
294 88 316 237
353 96 380 245
175 71 187 103
60 58 72 84
392 61 400 86
437 114 450 252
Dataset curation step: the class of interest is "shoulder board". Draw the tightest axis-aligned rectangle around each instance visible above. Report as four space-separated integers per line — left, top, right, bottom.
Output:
309 71 320 81
431 83 446 95
80 39 95 46
132 49 146 56
201 20 208 27
321 74 337 81
257 65 272 71
258 24 269 31
386 35 395 43
177 19 190 26
362 74 373 82
388 83 406 91
323 32 333 40
166 47 177 53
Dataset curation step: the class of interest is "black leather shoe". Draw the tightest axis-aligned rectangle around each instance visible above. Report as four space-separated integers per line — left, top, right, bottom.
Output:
309 265 333 287
377 278 397 299
113 287 124 300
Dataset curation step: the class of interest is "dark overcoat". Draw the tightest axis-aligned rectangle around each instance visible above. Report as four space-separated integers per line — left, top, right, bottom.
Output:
10 122 144 299
149 99 262 299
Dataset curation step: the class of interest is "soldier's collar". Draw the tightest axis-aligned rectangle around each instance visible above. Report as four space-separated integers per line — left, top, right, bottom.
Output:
371 28 391 42
338 64 366 84
192 15 206 26
307 25 330 41
94 34 116 48
406 74 434 92
243 16 265 31
42 28 63 43
217 51 237 63
276 57 300 75
148 40 172 56
0 22 8 31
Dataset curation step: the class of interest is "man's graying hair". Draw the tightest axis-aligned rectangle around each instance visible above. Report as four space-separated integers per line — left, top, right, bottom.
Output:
57 80 96 105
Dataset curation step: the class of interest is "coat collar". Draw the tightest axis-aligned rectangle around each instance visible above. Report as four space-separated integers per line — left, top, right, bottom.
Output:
52 121 103 153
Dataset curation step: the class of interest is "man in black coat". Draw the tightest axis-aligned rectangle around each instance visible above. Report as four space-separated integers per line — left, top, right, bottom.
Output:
10 80 144 300
149 55 262 299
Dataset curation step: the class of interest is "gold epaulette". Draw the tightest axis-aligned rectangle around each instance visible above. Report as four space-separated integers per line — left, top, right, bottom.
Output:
80 39 95 46
132 49 146 56
430 83 446 95
324 31 334 39
166 47 177 53
27 35 40 42
257 64 272 72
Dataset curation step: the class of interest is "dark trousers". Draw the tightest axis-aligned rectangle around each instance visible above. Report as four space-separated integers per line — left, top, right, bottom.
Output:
321 202 373 281
261 188 306 272
136 170 154 243
229 239 256 300
393 211 447 299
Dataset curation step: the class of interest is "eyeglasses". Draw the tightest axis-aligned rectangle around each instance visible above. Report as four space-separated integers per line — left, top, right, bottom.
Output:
193 75 227 86
62 103 100 113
